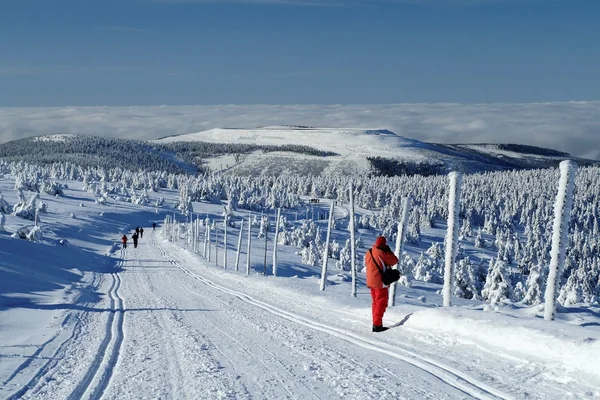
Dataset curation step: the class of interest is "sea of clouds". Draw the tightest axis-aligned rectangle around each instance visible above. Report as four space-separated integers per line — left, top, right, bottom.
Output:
0 102 598 159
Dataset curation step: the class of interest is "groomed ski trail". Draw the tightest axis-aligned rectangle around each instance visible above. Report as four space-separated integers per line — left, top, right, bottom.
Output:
157 244 510 400
67 262 125 400
11 229 592 399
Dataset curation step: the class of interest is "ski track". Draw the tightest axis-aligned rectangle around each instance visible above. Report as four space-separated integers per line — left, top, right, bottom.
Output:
3 273 103 400
67 260 125 400
157 243 510 400
10 229 591 399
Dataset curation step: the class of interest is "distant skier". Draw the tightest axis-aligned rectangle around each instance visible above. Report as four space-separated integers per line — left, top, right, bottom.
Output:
139 227 144 238
132 232 139 248
153 222 156 231
121 234 128 249
135 226 140 235
365 236 398 332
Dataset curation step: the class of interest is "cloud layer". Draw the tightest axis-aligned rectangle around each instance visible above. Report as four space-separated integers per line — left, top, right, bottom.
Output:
0 103 598 160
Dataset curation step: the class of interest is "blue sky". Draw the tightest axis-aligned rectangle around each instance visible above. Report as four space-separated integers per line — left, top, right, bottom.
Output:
1 0 599 106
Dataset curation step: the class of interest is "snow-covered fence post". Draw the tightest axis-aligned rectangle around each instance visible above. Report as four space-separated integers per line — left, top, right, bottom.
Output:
443 172 462 308
194 215 199 253
263 216 268 275
273 208 281 276
319 202 335 291
172 213 176 243
203 223 209 259
34 208 39 227
207 225 212 262
223 220 228 269
164 215 170 241
196 216 201 253
544 160 577 321
349 182 357 297
246 217 252 275
235 220 243 272
389 196 412 307
215 225 219 266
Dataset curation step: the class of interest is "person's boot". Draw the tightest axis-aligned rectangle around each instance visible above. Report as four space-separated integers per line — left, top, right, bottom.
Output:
372 325 388 332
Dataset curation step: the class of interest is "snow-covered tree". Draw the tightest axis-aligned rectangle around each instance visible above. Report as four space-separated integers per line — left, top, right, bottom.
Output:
522 263 547 305
454 256 480 300
482 259 513 305
0 193 10 214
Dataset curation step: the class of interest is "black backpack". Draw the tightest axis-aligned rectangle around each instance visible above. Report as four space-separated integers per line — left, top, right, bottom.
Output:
369 249 401 285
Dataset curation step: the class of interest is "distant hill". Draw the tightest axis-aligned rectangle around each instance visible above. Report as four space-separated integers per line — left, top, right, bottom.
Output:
154 126 599 176
0 129 596 176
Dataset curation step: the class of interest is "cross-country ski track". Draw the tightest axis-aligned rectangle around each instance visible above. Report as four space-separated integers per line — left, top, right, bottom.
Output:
5 229 597 400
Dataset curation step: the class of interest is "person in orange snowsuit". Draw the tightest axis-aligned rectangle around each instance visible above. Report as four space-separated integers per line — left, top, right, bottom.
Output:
121 234 128 249
365 236 398 332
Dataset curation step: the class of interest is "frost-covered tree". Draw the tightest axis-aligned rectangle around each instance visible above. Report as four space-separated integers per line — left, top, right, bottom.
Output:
414 252 442 283
0 193 10 214
12 193 38 221
336 239 352 271
482 259 513 305
300 242 320 266
40 180 64 196
522 263 547 305
454 257 480 300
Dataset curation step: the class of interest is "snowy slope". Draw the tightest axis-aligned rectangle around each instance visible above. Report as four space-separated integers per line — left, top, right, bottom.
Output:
1 176 599 399
155 126 597 176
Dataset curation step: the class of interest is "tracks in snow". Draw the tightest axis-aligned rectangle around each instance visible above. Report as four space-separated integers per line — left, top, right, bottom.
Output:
158 245 512 400
67 261 125 400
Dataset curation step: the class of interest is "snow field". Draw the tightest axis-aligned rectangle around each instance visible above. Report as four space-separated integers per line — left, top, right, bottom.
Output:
1 172 599 399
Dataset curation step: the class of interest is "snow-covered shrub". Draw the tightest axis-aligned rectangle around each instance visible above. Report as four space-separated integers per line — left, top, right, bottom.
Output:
27 226 42 242
0 193 11 214
522 263 546 305
300 242 320 266
558 265 588 306
335 239 352 271
414 252 442 283
40 180 64 196
512 282 526 303
474 228 485 248
482 259 513 305
37 201 48 214
454 256 481 300
135 188 150 205
12 194 37 221
12 226 29 239
398 253 415 287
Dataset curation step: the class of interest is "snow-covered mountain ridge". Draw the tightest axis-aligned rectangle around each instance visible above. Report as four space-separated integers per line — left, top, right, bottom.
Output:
0 128 597 177
155 126 598 176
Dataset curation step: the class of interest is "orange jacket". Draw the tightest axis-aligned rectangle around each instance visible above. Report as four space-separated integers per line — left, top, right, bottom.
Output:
365 245 399 289
122 235 127 244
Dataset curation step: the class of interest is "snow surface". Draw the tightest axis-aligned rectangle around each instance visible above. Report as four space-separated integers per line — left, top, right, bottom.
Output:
1 177 599 399
155 126 428 160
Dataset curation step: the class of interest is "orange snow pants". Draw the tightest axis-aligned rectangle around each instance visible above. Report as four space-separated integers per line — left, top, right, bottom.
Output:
370 287 389 326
